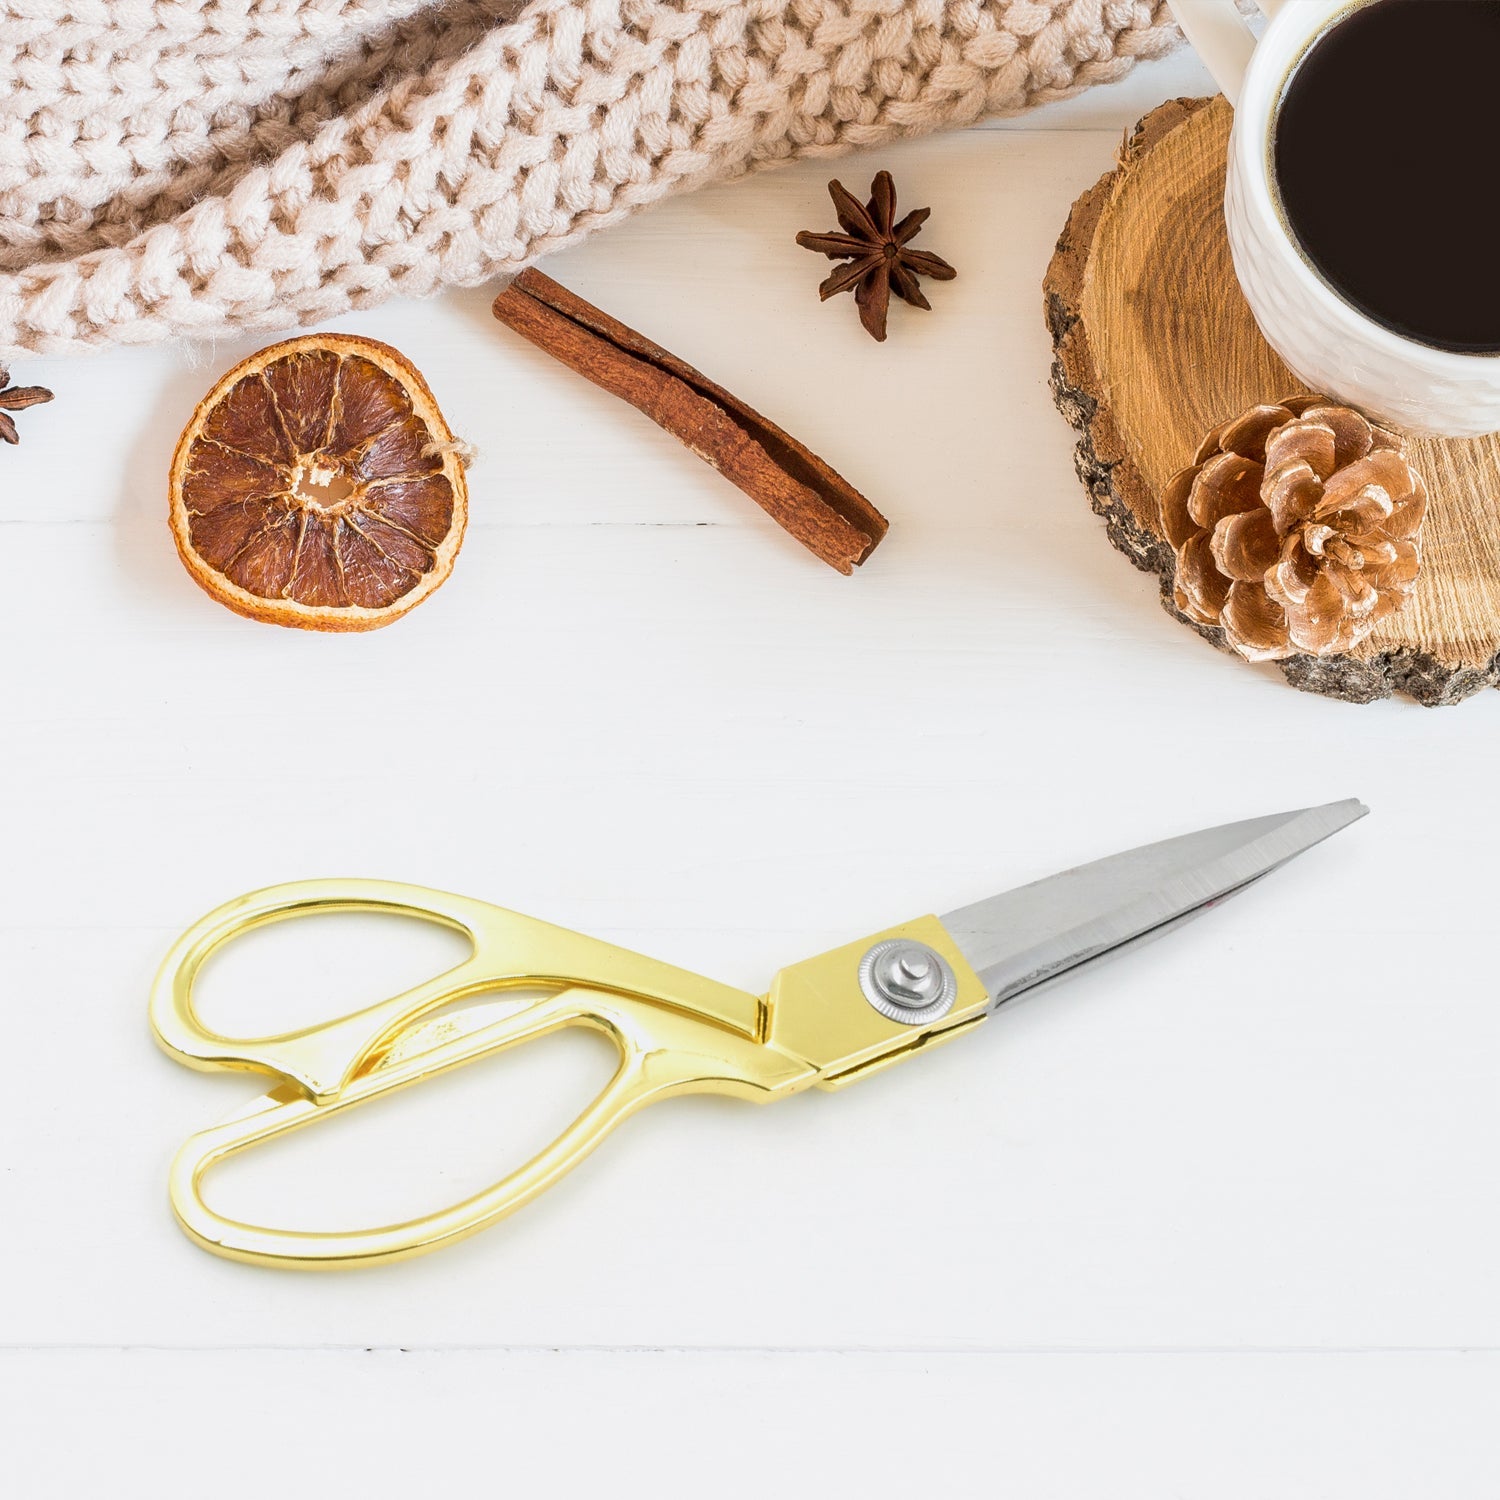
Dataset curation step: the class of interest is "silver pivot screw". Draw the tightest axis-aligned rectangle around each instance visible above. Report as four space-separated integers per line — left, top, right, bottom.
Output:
858 939 958 1025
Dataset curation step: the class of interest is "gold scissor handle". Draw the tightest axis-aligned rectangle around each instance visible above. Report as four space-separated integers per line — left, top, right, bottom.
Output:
151 879 816 1269
151 878 777 1101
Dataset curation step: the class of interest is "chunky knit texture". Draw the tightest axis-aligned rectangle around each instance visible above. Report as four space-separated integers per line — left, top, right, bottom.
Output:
0 0 1179 358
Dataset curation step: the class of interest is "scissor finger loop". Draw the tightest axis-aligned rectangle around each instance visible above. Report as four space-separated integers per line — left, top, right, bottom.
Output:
167 981 809 1269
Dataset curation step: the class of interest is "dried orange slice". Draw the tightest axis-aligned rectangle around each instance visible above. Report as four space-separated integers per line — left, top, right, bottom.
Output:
169 334 468 631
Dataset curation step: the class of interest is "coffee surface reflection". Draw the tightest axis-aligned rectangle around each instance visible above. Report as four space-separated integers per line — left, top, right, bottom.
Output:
1274 0 1500 354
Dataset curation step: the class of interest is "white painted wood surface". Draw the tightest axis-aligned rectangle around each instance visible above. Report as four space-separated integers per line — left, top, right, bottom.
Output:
5 47 1499 1494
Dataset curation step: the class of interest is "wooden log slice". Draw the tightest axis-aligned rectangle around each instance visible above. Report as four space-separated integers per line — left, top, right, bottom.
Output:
1045 95 1500 706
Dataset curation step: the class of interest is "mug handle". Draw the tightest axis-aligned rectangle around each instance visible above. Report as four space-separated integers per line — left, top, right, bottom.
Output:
1167 1 1285 107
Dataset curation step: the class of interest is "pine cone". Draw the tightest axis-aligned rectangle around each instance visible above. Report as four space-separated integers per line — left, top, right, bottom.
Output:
1163 397 1427 661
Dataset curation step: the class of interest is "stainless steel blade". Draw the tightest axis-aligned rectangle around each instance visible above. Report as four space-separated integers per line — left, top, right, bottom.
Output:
940 799 1367 1011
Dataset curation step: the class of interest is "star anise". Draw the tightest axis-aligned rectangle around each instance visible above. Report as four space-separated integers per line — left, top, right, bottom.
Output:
0 364 53 445
796 171 957 342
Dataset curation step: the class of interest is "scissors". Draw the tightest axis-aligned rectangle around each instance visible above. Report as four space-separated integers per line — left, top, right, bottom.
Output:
152 799 1365 1269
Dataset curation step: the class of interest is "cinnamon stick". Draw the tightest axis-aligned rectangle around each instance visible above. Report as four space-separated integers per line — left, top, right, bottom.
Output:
492 269 888 573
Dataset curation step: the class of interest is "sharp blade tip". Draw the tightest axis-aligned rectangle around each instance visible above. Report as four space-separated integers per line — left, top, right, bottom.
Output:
1265 797 1368 862
1310 796 1370 828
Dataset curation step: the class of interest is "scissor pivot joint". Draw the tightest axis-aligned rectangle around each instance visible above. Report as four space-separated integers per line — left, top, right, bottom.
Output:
858 940 958 1025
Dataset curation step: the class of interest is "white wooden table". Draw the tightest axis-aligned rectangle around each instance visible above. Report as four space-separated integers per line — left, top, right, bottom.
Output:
5 47 1498 1496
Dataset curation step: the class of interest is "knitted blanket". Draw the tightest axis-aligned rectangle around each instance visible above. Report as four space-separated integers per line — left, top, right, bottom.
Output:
0 0 1178 359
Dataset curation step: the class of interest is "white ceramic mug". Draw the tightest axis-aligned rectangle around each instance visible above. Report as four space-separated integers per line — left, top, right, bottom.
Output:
1170 0 1500 438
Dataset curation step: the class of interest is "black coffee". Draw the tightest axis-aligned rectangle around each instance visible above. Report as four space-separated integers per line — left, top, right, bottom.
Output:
1273 0 1500 353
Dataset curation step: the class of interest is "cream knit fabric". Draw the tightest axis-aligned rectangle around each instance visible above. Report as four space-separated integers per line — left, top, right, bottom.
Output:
0 0 1179 358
